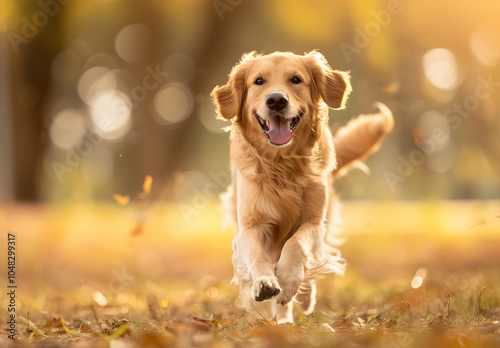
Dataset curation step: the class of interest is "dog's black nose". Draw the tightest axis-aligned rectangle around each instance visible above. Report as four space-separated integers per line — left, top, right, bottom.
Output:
266 92 288 111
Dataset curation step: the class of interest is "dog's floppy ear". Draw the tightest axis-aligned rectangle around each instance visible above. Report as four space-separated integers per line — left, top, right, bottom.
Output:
212 52 260 120
306 50 352 109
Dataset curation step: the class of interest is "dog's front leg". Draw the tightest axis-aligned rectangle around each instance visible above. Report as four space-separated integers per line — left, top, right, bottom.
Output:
274 181 328 306
274 222 320 305
233 228 282 302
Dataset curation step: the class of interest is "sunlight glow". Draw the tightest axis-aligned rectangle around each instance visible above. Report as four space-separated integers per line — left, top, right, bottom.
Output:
114 23 151 62
415 111 455 174
49 108 86 149
411 268 427 289
423 49 458 90
416 110 451 152
415 268 427 278
207 287 219 298
199 99 228 133
470 29 500 66
93 291 108 306
160 299 169 308
116 293 129 304
411 276 423 289
78 66 117 105
426 144 456 174
89 90 132 140
154 84 193 125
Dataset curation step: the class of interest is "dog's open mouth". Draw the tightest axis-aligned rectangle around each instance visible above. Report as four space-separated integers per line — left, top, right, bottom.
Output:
254 112 302 146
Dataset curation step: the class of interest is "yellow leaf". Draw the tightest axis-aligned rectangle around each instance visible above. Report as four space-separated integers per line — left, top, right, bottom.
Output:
160 299 169 308
139 175 153 199
61 318 79 335
113 194 130 206
107 323 131 339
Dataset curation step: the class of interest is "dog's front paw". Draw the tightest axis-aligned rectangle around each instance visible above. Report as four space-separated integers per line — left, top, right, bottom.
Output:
274 276 302 306
252 276 281 302
275 265 304 306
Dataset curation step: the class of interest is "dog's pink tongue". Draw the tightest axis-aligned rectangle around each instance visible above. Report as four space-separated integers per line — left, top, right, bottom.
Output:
268 117 292 145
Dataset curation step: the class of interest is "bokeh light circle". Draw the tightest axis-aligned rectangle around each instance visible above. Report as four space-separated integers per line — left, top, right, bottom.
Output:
78 66 117 105
49 108 86 149
416 110 450 153
154 84 194 125
469 29 500 66
89 90 132 140
423 48 458 90
114 23 151 62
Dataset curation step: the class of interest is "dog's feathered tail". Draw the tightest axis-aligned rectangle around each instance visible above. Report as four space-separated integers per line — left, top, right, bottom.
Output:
332 102 393 177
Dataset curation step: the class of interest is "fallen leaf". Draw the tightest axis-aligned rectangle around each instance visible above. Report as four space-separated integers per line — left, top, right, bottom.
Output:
113 194 130 206
17 316 47 338
190 317 213 332
329 318 356 331
107 323 131 339
139 175 153 199
42 317 63 331
248 325 297 340
61 318 79 335
381 80 400 94
381 318 398 329
130 222 144 237
79 326 93 333
140 331 177 347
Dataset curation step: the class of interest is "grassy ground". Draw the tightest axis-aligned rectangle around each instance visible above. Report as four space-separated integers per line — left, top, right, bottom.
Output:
1 201 499 347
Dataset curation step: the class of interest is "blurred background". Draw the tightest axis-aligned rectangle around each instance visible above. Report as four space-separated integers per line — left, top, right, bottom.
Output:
1 1 500 339
1 0 499 205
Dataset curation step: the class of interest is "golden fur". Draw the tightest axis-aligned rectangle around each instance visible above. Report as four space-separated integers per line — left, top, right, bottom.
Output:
212 51 393 323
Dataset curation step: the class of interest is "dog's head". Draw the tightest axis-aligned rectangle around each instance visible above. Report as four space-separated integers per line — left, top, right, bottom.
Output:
212 51 351 147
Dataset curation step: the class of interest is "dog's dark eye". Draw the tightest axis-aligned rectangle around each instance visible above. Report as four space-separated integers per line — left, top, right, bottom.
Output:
291 76 302 84
255 78 264 85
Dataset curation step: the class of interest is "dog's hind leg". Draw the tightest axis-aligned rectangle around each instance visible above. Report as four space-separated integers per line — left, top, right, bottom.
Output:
295 281 317 315
272 301 293 324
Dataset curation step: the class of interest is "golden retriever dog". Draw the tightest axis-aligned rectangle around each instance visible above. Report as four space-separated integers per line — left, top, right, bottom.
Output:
212 51 393 323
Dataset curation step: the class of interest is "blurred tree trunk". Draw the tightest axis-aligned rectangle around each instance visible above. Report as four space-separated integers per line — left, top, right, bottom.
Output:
124 1 231 192
0 33 14 202
9 0 65 201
